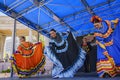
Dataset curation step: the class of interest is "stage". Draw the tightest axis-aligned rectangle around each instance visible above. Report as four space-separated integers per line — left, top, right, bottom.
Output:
0 72 119 80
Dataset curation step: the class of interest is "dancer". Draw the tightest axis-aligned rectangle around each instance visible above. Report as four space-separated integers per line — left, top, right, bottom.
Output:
91 16 120 78
44 29 86 78
10 36 45 78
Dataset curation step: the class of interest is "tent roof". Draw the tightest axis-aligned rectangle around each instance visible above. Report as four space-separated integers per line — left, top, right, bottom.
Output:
0 0 120 37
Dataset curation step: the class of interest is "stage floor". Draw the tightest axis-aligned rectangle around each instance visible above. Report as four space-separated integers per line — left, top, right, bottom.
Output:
0 72 119 80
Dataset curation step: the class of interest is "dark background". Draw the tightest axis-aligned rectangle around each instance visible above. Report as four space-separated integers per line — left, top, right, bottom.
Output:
76 36 97 72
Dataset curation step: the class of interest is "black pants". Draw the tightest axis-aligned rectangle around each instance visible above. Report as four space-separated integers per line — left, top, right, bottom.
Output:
84 54 90 72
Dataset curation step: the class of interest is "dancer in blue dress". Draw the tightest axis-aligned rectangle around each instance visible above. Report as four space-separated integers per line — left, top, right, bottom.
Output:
44 29 86 78
91 16 120 78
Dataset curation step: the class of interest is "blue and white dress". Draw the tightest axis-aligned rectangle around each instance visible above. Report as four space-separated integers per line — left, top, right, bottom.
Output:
44 32 86 78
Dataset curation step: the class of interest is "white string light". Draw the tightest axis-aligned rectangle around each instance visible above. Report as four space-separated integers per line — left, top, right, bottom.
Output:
8 0 20 8
5 0 27 13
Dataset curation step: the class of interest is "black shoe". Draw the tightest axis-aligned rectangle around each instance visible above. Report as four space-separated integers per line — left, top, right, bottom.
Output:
84 70 90 73
103 73 111 78
53 77 59 79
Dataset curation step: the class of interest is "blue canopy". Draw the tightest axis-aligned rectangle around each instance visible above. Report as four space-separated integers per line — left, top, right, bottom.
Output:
0 0 120 37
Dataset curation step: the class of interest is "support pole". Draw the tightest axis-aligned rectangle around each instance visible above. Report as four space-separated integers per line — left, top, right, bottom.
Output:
37 32 40 42
29 29 33 42
10 19 16 77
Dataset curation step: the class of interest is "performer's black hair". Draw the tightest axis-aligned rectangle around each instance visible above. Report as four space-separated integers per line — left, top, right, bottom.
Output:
94 19 100 23
19 36 26 41
50 29 56 32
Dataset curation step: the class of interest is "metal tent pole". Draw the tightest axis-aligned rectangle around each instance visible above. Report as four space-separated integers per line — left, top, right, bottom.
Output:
37 31 40 76
29 29 33 42
37 32 40 42
10 19 17 77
